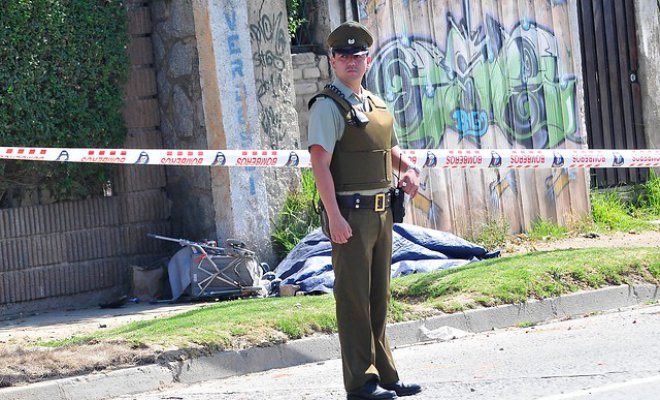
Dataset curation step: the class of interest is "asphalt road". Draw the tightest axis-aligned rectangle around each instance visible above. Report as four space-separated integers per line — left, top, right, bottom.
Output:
111 303 660 400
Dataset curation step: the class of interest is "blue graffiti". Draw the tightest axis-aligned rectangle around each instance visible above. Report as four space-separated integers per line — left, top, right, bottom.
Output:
452 109 488 137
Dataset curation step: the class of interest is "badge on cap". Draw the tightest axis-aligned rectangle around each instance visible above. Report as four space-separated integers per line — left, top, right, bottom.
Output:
348 38 355 44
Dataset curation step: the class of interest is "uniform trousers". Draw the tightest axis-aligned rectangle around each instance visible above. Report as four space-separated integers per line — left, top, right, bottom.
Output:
332 206 399 392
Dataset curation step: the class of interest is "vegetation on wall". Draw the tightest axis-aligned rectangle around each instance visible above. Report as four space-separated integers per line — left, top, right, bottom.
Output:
285 0 307 39
0 0 128 207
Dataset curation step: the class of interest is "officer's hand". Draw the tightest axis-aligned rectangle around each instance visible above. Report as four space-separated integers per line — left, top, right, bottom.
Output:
329 215 352 244
399 169 420 198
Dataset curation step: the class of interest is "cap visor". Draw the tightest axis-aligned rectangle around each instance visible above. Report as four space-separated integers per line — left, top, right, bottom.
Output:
333 47 369 56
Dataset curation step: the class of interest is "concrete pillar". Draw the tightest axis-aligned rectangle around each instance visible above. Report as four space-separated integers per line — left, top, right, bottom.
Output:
634 0 660 175
192 0 300 264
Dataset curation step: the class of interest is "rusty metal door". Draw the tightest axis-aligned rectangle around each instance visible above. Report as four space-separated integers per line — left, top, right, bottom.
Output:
578 0 648 188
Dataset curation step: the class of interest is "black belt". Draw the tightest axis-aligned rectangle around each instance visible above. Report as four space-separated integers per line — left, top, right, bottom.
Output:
336 192 390 212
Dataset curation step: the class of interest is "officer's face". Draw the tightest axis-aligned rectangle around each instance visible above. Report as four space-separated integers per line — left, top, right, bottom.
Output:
331 53 370 83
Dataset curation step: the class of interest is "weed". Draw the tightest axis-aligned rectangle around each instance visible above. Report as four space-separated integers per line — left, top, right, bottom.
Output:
474 217 510 250
516 321 535 328
528 218 569 241
590 191 652 232
271 170 320 260
636 170 660 216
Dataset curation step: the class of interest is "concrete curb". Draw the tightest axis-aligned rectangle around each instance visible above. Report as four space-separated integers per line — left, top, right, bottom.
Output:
1 284 658 400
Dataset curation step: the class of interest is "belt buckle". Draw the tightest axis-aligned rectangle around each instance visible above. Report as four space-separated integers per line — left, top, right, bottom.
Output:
374 193 386 212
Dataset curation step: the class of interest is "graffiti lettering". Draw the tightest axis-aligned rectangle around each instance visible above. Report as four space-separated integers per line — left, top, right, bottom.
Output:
223 7 256 194
452 109 488 137
261 106 284 147
253 50 285 71
256 72 289 99
250 10 289 149
367 12 579 150
249 12 288 57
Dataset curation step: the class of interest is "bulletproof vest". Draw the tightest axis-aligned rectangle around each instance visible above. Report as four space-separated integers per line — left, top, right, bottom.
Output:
309 86 393 192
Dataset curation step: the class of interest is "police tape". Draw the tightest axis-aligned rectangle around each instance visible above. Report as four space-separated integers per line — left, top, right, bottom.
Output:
0 147 659 169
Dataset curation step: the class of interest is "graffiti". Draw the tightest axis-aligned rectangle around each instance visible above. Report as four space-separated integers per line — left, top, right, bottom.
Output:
453 109 488 137
366 11 579 150
489 170 518 209
260 106 284 147
250 11 290 149
255 71 289 99
223 7 256 194
250 12 287 71
358 0 387 19
411 191 440 221
253 50 286 71
545 168 575 201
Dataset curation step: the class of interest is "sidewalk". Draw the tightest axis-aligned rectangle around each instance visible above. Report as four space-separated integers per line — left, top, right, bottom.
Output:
1 283 658 400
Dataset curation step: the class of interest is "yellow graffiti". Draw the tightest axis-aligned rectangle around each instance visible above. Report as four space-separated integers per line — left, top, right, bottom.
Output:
545 168 573 200
489 171 518 208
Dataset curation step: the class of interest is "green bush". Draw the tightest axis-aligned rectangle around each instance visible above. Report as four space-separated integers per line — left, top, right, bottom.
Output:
271 169 320 261
285 0 307 39
0 0 128 206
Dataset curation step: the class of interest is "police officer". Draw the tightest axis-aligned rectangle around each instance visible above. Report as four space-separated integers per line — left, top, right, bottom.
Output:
308 21 422 400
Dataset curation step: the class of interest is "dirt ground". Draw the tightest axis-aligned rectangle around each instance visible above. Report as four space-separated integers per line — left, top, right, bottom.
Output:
505 229 660 254
1 229 658 387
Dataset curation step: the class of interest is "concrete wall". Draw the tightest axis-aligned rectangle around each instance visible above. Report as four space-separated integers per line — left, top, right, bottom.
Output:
635 0 660 173
151 0 300 265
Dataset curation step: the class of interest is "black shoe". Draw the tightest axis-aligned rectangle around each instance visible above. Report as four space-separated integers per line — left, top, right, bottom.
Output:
347 380 398 400
380 381 422 397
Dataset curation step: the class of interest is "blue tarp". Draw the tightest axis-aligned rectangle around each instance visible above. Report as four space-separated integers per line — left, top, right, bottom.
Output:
275 223 500 294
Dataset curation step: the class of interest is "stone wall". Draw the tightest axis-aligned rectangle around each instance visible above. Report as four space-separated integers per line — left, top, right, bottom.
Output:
150 0 217 241
292 53 331 147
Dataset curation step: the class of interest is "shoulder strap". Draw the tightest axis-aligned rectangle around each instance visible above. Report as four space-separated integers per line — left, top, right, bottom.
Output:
364 90 388 108
307 84 352 113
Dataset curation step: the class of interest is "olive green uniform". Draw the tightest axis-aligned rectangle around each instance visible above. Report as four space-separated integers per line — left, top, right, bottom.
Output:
308 79 400 392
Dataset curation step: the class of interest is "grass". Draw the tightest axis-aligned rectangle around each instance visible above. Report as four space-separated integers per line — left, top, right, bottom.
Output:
42 296 337 349
40 248 659 350
590 191 655 232
473 217 509 250
528 218 569 241
271 169 320 261
390 247 659 313
635 170 660 217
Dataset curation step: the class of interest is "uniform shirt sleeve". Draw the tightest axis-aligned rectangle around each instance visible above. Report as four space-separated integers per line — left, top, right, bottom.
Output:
307 96 345 153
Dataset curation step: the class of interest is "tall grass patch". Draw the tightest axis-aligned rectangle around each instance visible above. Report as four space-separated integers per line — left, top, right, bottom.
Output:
271 169 320 260
590 191 654 232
